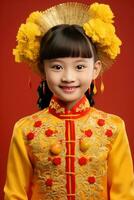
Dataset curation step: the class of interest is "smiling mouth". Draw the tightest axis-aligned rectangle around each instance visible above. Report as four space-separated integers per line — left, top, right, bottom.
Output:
59 86 80 93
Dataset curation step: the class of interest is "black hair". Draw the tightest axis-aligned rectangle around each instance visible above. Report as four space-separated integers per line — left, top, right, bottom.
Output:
37 24 97 109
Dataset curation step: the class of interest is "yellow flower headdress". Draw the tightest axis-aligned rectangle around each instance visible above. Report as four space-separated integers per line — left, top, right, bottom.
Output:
13 2 122 74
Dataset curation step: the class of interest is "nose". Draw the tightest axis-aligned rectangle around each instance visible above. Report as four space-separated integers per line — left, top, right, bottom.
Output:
61 69 75 83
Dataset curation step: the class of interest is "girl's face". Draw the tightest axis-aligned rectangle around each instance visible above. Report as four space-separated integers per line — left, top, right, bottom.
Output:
44 57 101 109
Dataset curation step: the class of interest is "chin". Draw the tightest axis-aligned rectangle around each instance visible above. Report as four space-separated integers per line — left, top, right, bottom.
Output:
60 95 82 103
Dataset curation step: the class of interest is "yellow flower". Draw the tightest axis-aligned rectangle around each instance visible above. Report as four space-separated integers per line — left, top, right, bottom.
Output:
88 2 114 23
13 22 42 64
26 11 43 24
83 19 115 46
83 3 122 60
104 36 122 59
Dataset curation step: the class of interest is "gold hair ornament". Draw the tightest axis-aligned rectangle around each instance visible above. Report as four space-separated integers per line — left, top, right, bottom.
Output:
13 2 122 74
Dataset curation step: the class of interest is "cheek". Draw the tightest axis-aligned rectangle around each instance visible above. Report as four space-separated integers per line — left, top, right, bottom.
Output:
45 71 57 83
85 79 92 88
45 77 56 94
81 73 93 91
45 72 54 88
45 72 60 92
82 73 92 85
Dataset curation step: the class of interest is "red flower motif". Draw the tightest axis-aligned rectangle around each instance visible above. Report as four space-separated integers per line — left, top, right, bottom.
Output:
97 119 105 126
45 178 53 186
27 132 34 140
78 157 87 165
85 129 93 137
34 120 42 127
52 157 61 166
88 176 96 184
45 129 54 137
105 129 113 137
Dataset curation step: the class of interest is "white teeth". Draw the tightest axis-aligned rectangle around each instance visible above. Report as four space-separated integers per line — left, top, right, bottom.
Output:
65 88 74 90
60 86 79 93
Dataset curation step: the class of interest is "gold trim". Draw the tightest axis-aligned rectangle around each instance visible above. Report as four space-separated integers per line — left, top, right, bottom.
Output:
65 140 75 143
66 172 75 175
67 193 75 196
66 155 75 157
60 114 80 117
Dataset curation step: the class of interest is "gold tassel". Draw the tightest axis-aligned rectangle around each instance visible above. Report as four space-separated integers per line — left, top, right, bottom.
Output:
100 76 104 93
93 80 97 94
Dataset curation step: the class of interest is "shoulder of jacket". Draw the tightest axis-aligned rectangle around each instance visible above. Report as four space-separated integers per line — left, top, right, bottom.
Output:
14 107 49 129
90 107 125 126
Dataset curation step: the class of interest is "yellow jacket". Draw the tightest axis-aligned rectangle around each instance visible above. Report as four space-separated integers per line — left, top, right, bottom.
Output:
4 96 134 200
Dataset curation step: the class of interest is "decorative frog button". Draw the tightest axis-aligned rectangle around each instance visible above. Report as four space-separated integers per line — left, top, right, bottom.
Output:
50 143 62 155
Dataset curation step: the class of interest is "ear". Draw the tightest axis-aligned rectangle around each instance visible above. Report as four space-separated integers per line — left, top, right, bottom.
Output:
93 60 102 80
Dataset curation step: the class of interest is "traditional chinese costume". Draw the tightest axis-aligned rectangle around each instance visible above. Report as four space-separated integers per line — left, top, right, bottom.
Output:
4 96 134 200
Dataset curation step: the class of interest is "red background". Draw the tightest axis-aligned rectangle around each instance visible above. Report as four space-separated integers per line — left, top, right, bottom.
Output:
1 0 134 199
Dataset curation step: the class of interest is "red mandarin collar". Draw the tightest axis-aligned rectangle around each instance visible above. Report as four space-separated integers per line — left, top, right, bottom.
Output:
49 95 90 119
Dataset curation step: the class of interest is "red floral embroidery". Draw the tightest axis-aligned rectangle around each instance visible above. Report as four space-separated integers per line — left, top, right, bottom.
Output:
45 178 53 186
27 132 34 140
45 129 54 137
85 129 93 137
88 176 96 184
105 129 113 137
52 157 61 165
78 157 87 165
97 119 105 126
34 120 42 127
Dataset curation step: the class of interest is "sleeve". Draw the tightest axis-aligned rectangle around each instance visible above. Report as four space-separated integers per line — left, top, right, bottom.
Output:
107 119 134 200
4 121 33 200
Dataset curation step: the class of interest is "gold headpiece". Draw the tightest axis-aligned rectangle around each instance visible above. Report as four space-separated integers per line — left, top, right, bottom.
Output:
13 2 122 74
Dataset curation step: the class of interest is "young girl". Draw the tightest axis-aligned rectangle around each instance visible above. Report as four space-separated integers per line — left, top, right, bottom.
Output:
4 2 134 200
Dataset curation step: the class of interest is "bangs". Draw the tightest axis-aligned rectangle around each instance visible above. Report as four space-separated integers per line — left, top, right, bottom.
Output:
39 25 94 63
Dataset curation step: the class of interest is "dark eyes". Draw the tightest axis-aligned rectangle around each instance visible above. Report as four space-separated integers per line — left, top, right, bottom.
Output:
76 65 86 70
51 65 63 70
51 64 86 71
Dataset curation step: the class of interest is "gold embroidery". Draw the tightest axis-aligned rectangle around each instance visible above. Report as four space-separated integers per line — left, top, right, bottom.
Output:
75 108 117 200
49 99 65 114
23 112 67 199
22 102 119 200
76 99 90 112
49 96 90 116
